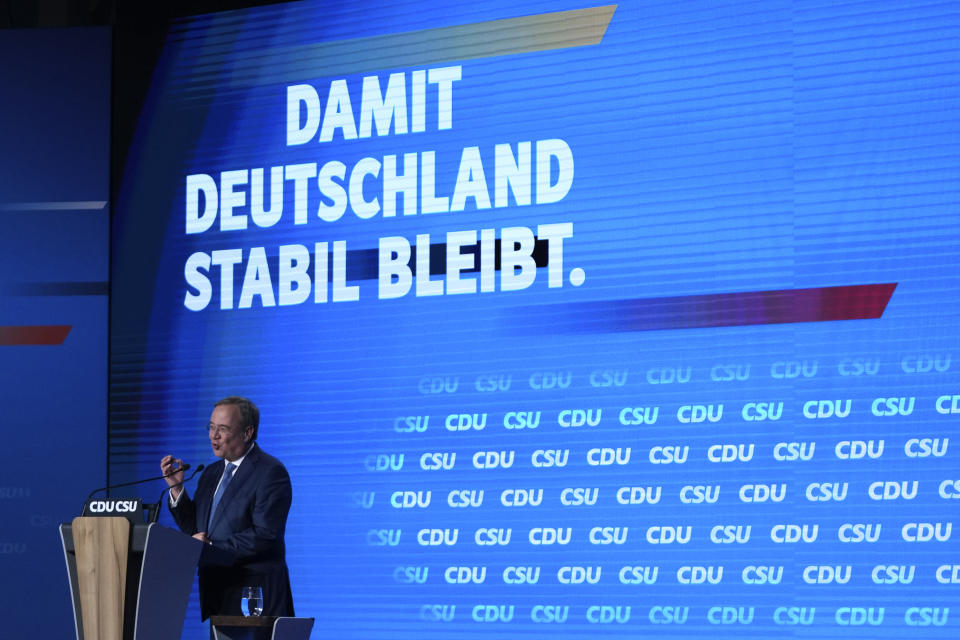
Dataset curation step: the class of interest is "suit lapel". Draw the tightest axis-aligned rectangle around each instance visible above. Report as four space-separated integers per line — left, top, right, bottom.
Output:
209 445 260 535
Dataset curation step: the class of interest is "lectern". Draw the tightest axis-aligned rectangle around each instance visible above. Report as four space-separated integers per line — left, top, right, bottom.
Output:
60 517 202 640
210 615 315 640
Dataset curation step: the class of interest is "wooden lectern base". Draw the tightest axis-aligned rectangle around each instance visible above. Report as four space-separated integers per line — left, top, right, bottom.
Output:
72 517 130 640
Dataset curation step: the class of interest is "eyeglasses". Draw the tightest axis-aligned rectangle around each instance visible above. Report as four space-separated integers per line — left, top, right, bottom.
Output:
206 423 240 437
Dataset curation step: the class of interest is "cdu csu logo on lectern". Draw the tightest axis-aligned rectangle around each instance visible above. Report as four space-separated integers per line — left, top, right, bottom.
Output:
83 498 143 523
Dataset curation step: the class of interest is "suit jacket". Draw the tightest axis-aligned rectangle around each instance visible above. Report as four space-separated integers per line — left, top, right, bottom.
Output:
170 443 294 620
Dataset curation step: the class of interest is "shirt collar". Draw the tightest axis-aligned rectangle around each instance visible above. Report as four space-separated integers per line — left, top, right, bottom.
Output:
224 441 255 467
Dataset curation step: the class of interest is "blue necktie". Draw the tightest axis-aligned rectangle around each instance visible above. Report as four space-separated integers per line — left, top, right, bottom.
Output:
208 462 236 531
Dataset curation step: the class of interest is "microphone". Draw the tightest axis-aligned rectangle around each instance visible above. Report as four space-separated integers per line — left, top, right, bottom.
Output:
84 462 192 506
149 463 205 524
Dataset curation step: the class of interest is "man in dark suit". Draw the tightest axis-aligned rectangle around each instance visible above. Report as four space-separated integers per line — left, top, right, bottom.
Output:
161 396 294 620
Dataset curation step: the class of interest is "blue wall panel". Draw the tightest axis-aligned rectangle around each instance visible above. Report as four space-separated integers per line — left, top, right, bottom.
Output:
0 26 110 640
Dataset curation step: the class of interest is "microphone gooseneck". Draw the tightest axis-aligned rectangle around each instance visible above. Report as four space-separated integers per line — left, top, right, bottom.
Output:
84 462 193 505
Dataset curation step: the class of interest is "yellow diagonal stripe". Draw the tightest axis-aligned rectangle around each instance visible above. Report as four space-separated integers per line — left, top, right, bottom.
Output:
177 5 617 93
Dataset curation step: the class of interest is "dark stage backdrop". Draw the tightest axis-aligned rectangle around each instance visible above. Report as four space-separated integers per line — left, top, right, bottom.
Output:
111 2 959 638
0 27 111 640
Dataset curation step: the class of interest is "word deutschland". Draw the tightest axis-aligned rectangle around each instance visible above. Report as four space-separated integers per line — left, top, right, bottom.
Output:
185 140 573 232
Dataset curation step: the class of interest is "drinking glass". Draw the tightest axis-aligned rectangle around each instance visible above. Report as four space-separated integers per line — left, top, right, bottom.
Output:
241 586 263 616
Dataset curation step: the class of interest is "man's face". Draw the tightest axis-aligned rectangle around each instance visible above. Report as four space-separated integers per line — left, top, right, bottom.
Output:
208 404 251 461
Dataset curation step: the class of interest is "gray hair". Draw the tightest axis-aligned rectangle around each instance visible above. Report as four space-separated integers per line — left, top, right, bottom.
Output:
215 396 259 440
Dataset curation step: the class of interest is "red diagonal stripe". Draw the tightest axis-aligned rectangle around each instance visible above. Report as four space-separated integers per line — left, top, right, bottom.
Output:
507 283 898 334
0 325 72 345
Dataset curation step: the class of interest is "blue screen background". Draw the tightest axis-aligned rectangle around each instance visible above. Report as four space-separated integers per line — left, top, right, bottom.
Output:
110 2 959 638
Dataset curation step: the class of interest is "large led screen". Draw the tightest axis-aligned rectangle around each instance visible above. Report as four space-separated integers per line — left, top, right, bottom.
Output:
111 1 960 638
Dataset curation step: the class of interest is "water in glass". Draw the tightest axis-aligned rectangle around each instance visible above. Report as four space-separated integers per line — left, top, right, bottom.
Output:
241 586 263 616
